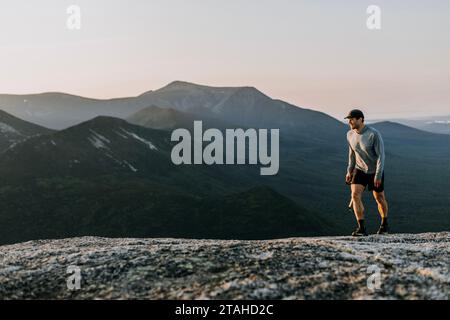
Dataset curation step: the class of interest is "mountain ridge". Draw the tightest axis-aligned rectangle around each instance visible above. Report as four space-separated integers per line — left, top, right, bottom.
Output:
0 81 343 131
0 109 55 152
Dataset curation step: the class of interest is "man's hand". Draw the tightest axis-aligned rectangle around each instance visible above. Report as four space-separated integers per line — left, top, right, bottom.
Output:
345 172 353 185
374 178 382 188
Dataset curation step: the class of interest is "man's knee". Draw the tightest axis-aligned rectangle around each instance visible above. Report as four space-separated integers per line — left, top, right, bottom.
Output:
352 191 363 202
373 191 386 203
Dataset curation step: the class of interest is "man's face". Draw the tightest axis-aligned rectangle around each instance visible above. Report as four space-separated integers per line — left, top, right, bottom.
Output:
348 117 363 130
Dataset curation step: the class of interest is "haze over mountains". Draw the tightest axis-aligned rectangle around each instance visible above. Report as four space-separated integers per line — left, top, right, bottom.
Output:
369 115 450 135
0 81 449 244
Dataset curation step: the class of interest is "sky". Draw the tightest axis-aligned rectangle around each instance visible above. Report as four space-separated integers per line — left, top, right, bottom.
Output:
0 0 449 120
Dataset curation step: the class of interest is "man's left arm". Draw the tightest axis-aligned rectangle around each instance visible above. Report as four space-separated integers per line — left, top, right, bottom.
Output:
374 131 385 187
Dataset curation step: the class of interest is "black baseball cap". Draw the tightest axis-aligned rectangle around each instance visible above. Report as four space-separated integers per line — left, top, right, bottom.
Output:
345 109 365 119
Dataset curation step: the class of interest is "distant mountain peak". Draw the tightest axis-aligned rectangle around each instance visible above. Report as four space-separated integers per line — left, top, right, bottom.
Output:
372 120 428 131
373 121 398 125
156 81 202 92
166 80 196 87
155 80 251 93
139 81 204 96
59 115 130 133
79 115 129 127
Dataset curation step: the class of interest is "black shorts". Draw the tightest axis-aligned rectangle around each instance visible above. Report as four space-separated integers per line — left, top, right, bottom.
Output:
351 169 385 192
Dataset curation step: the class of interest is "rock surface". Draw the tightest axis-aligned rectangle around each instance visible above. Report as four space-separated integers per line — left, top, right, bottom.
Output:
0 232 448 300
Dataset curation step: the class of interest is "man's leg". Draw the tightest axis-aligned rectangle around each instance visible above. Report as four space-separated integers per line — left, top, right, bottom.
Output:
351 184 365 220
351 184 367 236
373 191 389 234
373 191 388 219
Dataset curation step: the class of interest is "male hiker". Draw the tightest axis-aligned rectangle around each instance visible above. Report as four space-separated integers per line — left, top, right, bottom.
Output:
345 109 389 236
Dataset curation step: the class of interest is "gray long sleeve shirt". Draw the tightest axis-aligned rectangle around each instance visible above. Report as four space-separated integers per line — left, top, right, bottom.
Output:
347 125 385 180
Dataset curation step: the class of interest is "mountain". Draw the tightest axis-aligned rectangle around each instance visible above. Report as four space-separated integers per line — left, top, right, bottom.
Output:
0 116 330 244
371 121 450 158
0 115 269 189
0 109 54 152
0 93 100 129
1 232 448 299
1 81 348 143
1 83 450 242
0 92 152 130
138 81 347 141
0 116 173 180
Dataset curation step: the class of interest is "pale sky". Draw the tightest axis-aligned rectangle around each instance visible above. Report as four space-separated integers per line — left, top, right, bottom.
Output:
0 0 449 120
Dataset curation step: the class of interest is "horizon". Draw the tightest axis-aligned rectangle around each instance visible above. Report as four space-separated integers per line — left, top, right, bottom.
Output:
1 80 449 122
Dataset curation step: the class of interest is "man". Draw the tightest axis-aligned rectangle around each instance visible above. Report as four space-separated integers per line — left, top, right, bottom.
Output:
345 109 389 236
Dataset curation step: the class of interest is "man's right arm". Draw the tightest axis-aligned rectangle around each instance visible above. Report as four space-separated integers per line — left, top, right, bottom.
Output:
347 144 356 175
